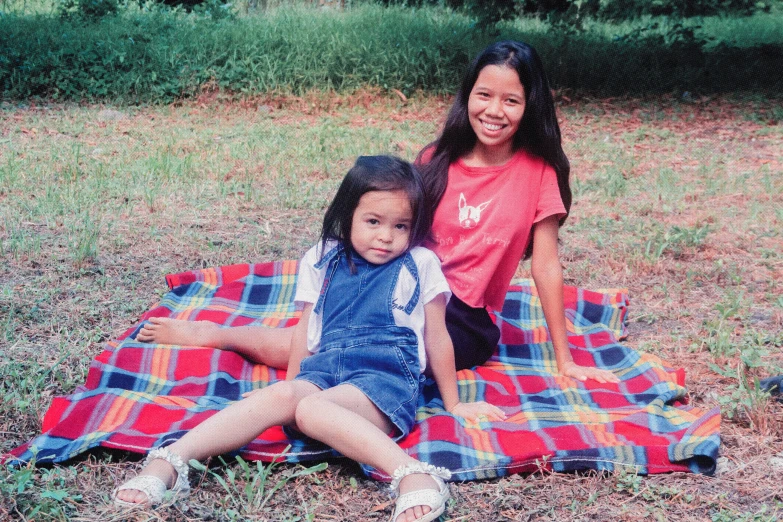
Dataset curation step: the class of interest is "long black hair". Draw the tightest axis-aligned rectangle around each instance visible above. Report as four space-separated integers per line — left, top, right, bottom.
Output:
320 155 430 272
418 40 571 232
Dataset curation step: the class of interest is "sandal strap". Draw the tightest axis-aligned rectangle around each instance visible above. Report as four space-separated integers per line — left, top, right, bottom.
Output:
392 488 449 522
143 447 190 493
113 475 168 506
389 462 452 493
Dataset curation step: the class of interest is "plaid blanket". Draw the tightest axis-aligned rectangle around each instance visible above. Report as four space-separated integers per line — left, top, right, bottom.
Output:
8 262 720 479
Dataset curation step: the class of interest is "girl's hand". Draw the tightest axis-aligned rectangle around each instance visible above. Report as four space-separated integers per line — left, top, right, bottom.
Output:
448 401 507 423
560 361 620 384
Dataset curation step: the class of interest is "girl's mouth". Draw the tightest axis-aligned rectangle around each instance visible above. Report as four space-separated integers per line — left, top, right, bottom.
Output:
481 120 505 131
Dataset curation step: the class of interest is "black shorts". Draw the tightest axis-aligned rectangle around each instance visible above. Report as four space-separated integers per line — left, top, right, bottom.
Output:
446 294 500 371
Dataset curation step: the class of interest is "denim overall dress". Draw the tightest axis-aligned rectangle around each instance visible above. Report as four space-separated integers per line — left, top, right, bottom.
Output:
294 246 424 438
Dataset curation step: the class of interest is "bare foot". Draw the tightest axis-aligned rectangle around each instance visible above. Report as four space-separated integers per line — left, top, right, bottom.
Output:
114 459 178 505
395 474 440 522
136 317 221 348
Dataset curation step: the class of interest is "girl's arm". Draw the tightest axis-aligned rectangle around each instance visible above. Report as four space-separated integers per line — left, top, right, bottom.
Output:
285 303 313 381
424 294 506 422
531 216 620 384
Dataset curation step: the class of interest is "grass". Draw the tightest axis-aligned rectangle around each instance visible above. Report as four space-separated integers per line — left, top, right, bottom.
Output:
1 91 782 520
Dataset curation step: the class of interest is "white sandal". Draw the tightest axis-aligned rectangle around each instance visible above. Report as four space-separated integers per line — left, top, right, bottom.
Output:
390 462 452 522
113 447 191 507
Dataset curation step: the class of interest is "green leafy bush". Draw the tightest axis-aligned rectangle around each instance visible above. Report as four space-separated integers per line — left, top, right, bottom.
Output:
57 0 119 18
382 0 776 19
1 4 781 101
388 0 519 24
578 0 770 19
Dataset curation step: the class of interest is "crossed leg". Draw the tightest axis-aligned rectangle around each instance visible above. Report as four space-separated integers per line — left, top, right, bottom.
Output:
114 379 318 504
136 318 292 368
115 379 443 521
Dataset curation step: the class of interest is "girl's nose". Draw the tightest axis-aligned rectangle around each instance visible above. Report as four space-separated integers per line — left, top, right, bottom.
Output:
378 228 393 243
485 97 503 116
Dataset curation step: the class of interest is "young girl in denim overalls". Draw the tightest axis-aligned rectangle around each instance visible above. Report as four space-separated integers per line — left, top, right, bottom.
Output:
114 156 506 522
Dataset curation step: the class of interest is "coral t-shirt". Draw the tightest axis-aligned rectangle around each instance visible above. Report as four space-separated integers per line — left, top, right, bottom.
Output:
423 149 567 311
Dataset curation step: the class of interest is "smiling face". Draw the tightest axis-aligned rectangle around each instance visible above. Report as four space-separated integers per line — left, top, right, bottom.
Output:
467 64 526 165
350 189 413 265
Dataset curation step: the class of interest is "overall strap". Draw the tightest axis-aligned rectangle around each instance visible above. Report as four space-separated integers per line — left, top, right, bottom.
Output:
314 244 341 269
313 245 342 315
399 253 420 315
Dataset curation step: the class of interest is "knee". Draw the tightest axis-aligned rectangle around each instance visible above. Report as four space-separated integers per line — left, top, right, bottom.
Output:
294 394 326 436
246 381 297 410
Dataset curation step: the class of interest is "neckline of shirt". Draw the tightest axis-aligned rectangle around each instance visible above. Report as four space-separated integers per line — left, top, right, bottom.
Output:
456 149 526 173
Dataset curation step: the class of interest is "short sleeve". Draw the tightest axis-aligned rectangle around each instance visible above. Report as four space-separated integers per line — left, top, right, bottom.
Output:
534 163 567 224
293 244 323 305
410 247 451 305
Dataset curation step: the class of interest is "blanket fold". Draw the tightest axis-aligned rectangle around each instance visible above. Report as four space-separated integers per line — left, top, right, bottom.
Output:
8 261 720 479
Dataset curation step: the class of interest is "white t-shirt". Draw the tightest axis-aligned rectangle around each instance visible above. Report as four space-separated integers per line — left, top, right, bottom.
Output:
294 241 451 372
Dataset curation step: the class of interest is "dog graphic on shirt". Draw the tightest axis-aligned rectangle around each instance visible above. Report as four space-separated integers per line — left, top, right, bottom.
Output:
458 193 491 229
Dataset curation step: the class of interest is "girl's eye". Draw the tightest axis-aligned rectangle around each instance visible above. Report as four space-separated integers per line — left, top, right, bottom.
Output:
396 224 408 230
368 219 379 225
